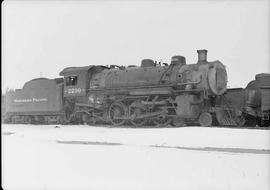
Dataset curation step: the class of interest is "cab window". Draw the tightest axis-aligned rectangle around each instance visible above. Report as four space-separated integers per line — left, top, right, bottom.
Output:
66 76 78 86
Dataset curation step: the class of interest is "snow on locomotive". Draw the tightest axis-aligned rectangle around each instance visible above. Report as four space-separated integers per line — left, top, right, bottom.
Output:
60 49 228 127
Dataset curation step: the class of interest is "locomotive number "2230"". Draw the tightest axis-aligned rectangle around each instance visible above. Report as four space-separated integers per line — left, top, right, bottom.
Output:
67 88 82 94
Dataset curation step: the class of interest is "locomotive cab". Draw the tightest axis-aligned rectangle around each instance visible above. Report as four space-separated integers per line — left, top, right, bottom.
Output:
60 66 92 97
59 66 106 97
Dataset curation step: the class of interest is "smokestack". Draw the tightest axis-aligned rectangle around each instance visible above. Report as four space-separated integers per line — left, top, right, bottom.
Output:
197 49 208 64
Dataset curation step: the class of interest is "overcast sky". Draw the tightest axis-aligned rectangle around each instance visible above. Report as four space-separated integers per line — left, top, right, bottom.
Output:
2 0 269 91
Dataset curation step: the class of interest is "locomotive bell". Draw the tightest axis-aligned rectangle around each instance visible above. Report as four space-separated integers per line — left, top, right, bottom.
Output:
197 49 208 64
171 56 186 66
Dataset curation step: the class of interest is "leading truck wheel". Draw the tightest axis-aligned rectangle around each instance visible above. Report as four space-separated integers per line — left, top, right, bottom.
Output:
199 112 212 127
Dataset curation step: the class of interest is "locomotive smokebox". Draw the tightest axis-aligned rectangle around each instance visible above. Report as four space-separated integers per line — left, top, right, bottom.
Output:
197 49 208 64
171 56 186 66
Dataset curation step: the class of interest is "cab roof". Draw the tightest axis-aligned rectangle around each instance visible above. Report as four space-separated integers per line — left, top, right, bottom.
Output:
59 66 95 76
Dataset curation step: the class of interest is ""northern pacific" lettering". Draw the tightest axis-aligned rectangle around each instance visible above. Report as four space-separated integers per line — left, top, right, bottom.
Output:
14 98 48 103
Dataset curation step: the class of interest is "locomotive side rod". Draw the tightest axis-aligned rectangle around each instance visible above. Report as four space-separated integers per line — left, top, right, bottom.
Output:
114 110 166 120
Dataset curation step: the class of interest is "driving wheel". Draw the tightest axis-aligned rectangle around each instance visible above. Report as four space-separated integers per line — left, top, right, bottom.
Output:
130 106 148 127
108 102 127 126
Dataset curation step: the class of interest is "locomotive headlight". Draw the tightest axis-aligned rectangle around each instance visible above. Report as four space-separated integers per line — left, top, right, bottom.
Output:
207 62 227 95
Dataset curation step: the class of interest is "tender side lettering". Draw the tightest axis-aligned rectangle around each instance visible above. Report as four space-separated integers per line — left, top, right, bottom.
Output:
14 98 48 103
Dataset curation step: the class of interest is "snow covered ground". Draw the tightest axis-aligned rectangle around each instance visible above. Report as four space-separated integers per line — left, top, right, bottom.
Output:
2 124 270 190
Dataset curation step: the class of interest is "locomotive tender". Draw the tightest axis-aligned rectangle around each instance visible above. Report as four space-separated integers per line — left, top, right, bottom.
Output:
4 78 64 124
4 49 230 127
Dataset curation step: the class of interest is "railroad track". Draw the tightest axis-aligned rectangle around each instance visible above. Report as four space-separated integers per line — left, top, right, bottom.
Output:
195 125 269 130
55 123 270 130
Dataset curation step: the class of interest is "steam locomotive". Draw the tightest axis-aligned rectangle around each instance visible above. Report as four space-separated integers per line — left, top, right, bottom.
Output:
3 49 269 127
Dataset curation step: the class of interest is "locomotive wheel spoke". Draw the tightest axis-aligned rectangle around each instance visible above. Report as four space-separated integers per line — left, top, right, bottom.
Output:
109 102 127 126
130 107 148 127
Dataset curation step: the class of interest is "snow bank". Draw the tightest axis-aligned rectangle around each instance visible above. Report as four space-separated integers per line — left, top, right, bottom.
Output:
2 124 270 190
3 124 270 150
